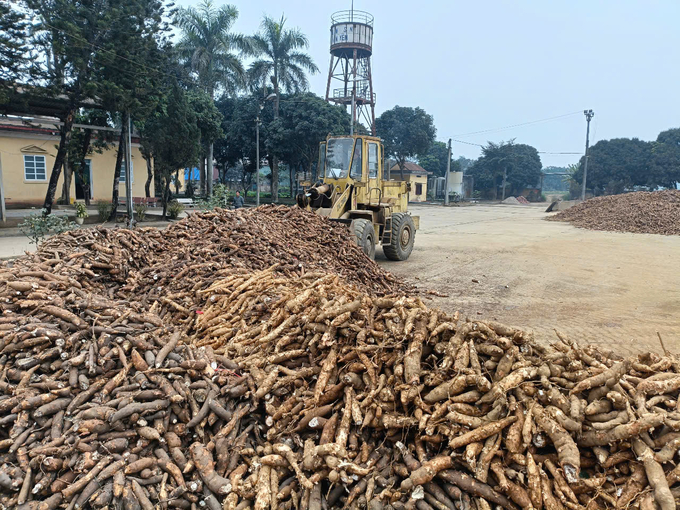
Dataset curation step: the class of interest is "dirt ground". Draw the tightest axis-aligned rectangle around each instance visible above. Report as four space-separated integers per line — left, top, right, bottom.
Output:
377 203 680 355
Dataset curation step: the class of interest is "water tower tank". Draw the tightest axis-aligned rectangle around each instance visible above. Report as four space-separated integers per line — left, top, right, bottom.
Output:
330 11 373 58
325 10 376 135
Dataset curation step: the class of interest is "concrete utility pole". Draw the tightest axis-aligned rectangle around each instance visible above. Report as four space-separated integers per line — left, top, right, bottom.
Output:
581 109 595 201
256 94 276 207
256 115 260 207
444 139 451 206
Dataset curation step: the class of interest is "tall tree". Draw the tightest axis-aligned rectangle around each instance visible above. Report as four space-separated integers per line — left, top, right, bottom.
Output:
175 0 246 197
376 106 436 180
214 95 273 194
187 89 224 195
142 86 201 218
571 138 651 195
468 141 542 199
268 93 351 185
0 0 30 104
456 156 475 174
27 0 108 214
248 15 319 202
649 128 680 189
96 0 170 220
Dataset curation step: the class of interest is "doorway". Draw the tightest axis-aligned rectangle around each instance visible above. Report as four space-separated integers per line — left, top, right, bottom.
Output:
75 159 93 200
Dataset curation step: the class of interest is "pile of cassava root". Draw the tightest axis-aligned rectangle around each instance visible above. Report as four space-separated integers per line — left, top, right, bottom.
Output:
548 190 680 236
22 205 409 297
1 207 680 510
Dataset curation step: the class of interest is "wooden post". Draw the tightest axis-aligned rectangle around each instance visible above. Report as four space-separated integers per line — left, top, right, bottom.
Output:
126 114 134 227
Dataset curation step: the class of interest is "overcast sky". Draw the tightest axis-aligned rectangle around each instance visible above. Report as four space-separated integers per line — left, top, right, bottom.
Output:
176 0 680 167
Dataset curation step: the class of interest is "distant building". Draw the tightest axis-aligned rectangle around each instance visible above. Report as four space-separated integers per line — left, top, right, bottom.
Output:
389 162 431 202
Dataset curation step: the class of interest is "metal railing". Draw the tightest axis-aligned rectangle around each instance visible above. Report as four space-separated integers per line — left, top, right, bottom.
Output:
332 82 376 102
331 10 374 26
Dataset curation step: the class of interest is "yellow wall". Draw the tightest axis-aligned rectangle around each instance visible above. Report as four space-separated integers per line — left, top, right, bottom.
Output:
407 174 428 202
0 132 153 208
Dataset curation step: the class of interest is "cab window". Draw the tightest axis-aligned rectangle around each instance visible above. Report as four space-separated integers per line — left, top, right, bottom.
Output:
326 138 353 179
368 142 379 178
349 138 363 180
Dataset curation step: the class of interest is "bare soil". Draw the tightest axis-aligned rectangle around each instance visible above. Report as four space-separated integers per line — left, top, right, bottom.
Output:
377 203 680 355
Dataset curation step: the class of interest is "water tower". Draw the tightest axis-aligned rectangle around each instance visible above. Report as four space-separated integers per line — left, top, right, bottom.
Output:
325 9 376 135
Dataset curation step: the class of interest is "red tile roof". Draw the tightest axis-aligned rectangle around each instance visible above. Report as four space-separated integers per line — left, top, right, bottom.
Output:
389 161 431 174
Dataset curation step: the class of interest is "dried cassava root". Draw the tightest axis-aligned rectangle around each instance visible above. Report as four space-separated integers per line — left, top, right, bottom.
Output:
1 207 680 509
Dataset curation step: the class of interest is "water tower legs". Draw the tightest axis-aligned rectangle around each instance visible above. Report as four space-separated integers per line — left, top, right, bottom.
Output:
325 55 334 102
367 58 375 135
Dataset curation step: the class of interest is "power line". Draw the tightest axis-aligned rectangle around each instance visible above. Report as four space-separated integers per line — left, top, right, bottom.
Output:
451 139 483 147
451 111 582 138
450 139 581 155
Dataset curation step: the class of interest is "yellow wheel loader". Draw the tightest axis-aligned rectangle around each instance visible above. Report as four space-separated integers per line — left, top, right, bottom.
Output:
296 134 419 261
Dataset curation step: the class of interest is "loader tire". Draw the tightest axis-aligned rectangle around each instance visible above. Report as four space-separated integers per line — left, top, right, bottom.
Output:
383 213 416 261
352 219 376 260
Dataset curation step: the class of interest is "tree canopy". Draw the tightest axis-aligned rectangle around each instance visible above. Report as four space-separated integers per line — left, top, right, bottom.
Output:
213 95 273 192
468 141 542 199
0 0 30 104
456 156 475 174
571 138 652 195
248 16 319 99
188 89 224 149
418 141 462 178
175 1 246 98
567 130 680 196
650 128 680 190
27 0 113 212
376 106 436 180
268 93 350 180
141 85 201 217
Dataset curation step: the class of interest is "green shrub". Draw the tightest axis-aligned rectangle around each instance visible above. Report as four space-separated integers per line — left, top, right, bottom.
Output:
562 192 572 201
75 202 88 218
134 203 148 221
198 184 232 210
539 194 548 202
19 211 77 246
96 200 112 222
167 200 184 219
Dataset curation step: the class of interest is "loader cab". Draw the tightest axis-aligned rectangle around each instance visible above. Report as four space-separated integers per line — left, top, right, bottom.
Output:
320 135 382 194
312 135 391 216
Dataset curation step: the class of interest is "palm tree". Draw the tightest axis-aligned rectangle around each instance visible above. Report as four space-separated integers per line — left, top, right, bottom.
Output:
248 15 319 202
175 0 246 197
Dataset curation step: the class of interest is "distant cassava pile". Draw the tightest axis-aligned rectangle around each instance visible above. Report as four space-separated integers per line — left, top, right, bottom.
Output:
549 189 680 236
